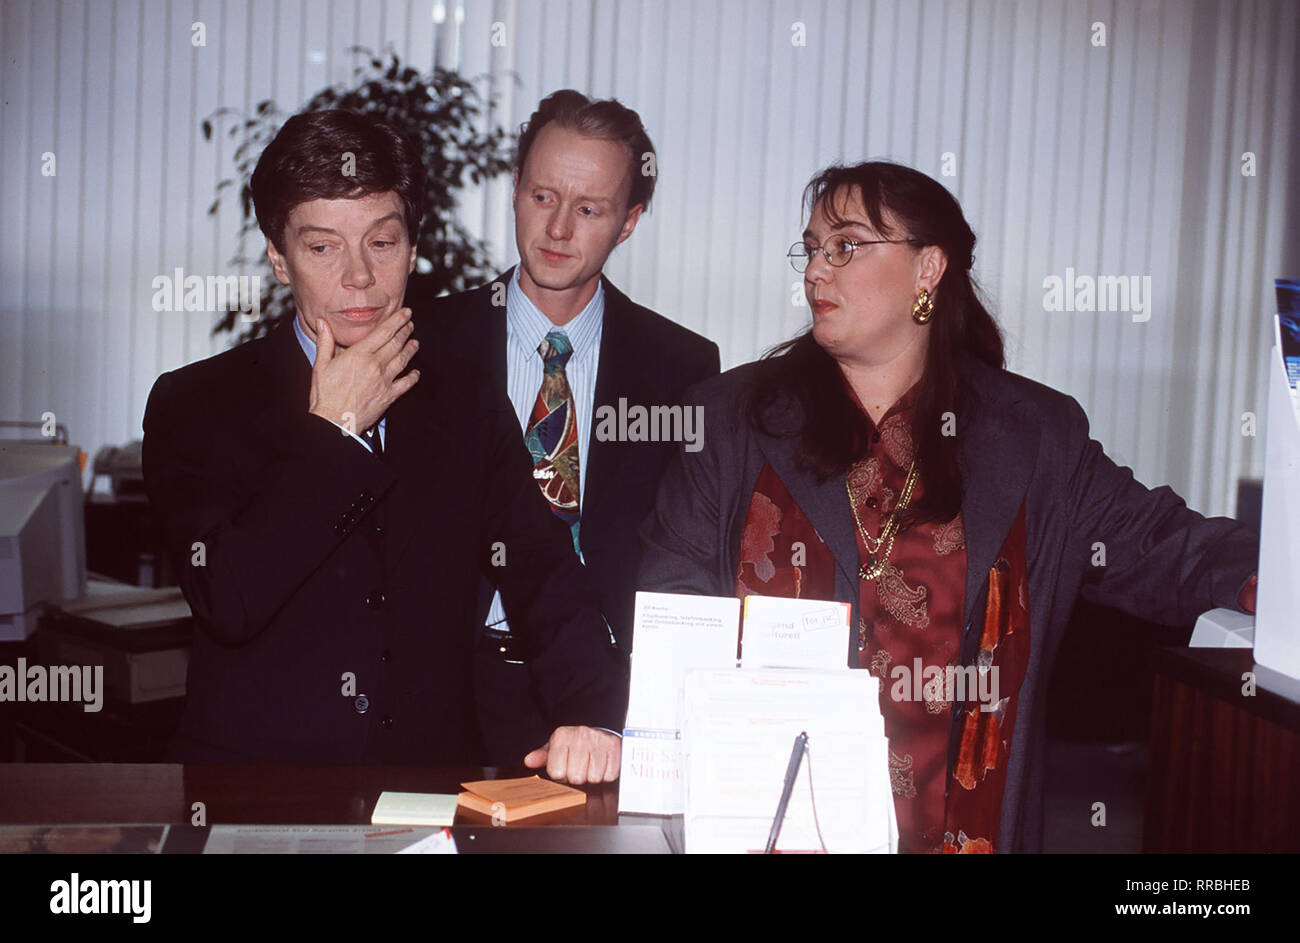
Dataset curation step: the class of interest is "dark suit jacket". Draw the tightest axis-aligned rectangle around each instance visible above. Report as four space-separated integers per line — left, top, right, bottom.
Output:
416 270 719 763
419 270 721 649
638 353 1258 853
142 318 626 763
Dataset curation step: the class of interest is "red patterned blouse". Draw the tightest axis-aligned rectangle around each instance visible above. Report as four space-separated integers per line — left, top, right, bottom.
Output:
733 382 1031 853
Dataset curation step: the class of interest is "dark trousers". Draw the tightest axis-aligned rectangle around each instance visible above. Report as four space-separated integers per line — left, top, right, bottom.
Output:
474 634 552 766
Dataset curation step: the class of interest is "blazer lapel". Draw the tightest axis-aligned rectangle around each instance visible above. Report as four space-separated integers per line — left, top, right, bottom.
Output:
379 365 441 569
256 319 316 436
956 359 1039 626
583 279 640 518
752 396 863 594
749 357 1039 627
480 270 511 387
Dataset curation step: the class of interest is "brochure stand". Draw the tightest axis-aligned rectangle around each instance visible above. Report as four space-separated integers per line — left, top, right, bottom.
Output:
1254 331 1300 681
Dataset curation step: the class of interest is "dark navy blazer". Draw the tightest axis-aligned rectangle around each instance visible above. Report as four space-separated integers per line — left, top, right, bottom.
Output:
143 318 626 763
639 354 1258 852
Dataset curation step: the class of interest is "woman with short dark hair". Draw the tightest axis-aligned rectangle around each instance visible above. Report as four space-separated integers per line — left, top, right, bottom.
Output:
639 160 1258 853
250 108 426 255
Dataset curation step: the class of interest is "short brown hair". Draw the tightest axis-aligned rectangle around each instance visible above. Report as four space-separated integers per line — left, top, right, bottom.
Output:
250 109 426 253
514 90 657 211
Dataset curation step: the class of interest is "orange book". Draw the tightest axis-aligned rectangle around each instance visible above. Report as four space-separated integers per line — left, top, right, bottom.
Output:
457 775 587 822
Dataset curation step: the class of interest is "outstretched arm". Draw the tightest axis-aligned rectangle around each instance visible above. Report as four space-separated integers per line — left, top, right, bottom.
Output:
1063 397 1258 624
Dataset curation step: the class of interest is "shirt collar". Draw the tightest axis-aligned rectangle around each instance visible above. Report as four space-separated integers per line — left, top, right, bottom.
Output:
506 265 604 361
292 315 318 365
842 373 920 423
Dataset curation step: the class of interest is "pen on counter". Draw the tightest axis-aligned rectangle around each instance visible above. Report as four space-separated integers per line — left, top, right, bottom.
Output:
764 731 808 854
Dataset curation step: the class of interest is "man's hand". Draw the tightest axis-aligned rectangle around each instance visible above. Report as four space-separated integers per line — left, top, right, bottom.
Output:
523 726 621 786
308 308 420 433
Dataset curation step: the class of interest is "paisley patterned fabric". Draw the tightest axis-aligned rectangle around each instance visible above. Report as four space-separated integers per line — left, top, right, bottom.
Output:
943 503 1031 854
734 464 837 602
732 382 1032 853
844 386 967 853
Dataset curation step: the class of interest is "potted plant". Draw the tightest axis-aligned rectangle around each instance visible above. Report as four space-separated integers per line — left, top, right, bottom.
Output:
203 46 514 343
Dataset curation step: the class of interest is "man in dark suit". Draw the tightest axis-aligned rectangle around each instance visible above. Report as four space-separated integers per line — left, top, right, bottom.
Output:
142 110 625 781
419 90 720 763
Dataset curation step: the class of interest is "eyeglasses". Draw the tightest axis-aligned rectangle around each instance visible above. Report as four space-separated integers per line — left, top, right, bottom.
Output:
788 236 915 273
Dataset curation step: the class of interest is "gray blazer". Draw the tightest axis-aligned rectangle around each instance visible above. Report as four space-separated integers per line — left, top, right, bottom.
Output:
638 353 1258 852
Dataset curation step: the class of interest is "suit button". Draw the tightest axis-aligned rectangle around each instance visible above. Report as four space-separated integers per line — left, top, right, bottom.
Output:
364 591 386 609
380 715 393 729
354 695 370 714
380 650 391 663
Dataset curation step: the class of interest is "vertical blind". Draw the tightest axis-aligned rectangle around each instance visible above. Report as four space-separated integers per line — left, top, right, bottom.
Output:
0 0 1294 517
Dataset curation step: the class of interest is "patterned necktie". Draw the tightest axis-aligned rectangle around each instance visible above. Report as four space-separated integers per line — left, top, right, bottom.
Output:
524 331 581 553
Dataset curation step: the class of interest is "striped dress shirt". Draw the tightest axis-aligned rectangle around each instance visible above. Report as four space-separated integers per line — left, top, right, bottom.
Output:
486 266 605 632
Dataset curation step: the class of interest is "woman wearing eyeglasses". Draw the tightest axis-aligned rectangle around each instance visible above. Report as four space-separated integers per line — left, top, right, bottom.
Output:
638 160 1258 854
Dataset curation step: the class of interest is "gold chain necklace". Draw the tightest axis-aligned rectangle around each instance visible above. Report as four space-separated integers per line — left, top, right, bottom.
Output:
847 460 919 581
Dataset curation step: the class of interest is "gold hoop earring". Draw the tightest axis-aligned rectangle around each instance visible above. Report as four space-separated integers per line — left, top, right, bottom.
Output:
912 288 935 325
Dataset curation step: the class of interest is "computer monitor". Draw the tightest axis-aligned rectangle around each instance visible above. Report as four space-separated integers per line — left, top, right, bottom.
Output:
0 442 87 639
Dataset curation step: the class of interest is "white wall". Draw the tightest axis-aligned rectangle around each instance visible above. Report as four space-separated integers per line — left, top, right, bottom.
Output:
1 0 1295 518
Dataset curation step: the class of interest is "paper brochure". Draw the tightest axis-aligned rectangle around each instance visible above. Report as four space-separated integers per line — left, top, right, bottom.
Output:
618 592 740 815
682 668 895 854
741 595 852 669
620 591 884 833
1254 325 1300 681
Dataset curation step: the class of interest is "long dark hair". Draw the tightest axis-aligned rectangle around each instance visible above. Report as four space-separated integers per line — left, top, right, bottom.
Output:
749 161 1004 526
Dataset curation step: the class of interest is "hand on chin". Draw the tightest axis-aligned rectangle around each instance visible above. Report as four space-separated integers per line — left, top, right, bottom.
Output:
327 310 388 348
